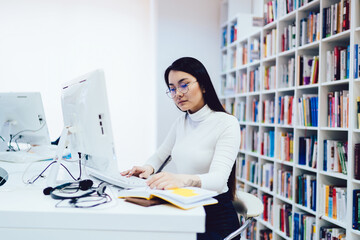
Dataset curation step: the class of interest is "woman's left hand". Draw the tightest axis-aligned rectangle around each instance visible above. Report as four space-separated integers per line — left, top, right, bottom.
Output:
146 172 201 190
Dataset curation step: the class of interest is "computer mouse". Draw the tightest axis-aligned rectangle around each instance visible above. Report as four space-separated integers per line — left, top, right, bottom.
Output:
0 167 8 186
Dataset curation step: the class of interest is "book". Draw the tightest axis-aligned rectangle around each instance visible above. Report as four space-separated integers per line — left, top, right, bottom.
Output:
118 187 218 210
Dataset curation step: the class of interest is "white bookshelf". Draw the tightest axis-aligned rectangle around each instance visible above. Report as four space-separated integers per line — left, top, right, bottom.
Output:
220 0 359 239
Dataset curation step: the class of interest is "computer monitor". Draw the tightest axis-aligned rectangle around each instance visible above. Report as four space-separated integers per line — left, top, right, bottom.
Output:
0 92 51 151
60 69 118 175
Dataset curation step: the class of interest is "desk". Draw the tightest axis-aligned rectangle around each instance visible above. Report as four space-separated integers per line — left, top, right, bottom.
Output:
0 162 205 240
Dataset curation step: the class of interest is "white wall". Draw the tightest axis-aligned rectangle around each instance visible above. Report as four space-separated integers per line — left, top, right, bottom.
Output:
0 0 156 170
154 0 222 145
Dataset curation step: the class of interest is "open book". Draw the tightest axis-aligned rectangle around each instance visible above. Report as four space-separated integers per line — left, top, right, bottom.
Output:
118 187 218 210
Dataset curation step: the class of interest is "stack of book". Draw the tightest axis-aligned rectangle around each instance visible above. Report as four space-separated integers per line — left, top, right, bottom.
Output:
278 203 292 237
234 101 246 122
222 27 227 48
323 0 351 39
321 184 347 221
297 55 319 85
354 44 360 79
296 174 316 211
236 155 245 179
277 0 296 19
300 12 320 46
240 127 246 151
323 140 348 175
263 1 277 25
278 95 294 126
262 99 275 124
244 220 257 240
245 160 259 184
278 132 294 162
326 45 350 82
327 90 349 128
298 94 318 127
277 169 292 200
293 212 316 240
239 43 248 65
279 57 295 88
260 130 275 158
259 229 272 240
261 163 274 191
299 135 317 168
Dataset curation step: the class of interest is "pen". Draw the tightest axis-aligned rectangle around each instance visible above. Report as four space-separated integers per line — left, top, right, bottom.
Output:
156 155 171 174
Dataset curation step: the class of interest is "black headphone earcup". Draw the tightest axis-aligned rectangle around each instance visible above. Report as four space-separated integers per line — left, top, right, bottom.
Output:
43 187 54 195
96 182 107 196
79 179 93 190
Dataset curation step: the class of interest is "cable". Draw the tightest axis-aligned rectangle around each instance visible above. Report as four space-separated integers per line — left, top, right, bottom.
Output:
8 120 47 151
0 136 5 142
25 161 57 184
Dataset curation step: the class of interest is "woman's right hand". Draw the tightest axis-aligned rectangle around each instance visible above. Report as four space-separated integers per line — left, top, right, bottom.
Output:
120 165 154 179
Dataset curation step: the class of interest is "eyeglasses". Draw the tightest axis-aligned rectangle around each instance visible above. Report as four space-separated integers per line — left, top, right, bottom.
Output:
166 81 198 98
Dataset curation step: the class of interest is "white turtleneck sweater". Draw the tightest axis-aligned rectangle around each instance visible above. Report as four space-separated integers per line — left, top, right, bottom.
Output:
146 105 240 194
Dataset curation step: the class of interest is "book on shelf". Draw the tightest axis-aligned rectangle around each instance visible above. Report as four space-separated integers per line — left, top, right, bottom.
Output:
354 44 360 79
262 194 273 225
261 162 274 191
259 228 272 240
319 227 346 240
251 98 259 122
354 143 360 180
118 187 218 210
278 132 294 162
279 57 295 88
222 27 227 48
260 130 275 158
230 22 237 43
326 45 350 82
298 94 318 127
237 155 246 180
295 174 316 211
298 135 317 168
327 90 349 128
278 95 294 126
240 127 246 151
249 68 260 92
281 22 296 52
222 53 227 72
323 0 350 39
245 159 259 184
234 100 246 122
277 203 292 237
262 99 275 124
245 220 257 240
277 169 292 200
251 128 259 153
237 71 247 93
230 48 237 69
320 184 347 221
263 29 277 58
241 43 248 65
357 97 360 128
323 140 348 175
263 65 276 90
300 11 320 46
250 38 260 62
293 212 316 240
297 55 319 85
353 189 360 230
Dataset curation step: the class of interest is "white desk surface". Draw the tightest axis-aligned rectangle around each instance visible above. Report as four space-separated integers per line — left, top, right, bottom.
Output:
0 161 205 240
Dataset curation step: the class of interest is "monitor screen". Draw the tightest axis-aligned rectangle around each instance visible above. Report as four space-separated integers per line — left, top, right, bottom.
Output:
0 92 51 151
61 69 118 174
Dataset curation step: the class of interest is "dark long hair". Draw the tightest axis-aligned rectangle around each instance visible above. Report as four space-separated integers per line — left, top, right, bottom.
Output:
164 57 237 200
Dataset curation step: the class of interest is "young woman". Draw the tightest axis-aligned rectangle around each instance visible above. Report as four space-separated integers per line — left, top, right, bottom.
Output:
121 57 240 240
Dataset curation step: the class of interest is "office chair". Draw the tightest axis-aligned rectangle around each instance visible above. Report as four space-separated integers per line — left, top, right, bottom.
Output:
224 191 264 240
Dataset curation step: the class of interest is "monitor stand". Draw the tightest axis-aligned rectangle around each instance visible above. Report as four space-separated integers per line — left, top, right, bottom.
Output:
47 126 74 187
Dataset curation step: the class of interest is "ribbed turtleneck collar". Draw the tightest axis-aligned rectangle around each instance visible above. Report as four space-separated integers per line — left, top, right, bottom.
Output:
187 104 212 122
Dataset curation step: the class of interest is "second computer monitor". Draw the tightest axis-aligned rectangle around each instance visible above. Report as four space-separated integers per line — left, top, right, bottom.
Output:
0 92 51 151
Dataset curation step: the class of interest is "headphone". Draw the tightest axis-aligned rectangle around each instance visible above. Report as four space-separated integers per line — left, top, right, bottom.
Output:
43 179 94 196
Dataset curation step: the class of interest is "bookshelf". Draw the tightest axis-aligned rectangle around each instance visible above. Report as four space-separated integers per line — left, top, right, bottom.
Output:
220 0 358 239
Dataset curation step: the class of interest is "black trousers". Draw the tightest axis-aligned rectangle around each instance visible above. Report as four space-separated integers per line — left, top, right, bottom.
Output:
197 191 240 240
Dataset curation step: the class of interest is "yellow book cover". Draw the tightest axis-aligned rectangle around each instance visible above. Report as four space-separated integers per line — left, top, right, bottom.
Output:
118 187 218 210
325 185 329 217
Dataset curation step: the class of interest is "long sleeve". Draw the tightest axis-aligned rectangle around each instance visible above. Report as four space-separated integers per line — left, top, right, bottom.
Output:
197 117 240 193
145 119 177 172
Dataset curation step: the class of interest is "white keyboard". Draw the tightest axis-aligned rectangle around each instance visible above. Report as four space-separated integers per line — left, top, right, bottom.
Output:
89 169 147 189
